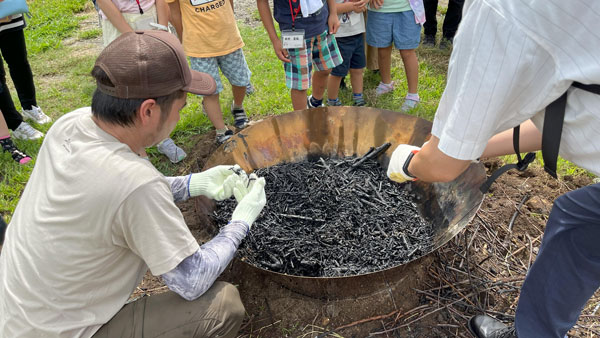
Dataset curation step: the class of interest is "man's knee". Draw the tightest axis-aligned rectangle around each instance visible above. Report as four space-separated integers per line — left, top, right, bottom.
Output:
217 282 245 321
211 281 245 336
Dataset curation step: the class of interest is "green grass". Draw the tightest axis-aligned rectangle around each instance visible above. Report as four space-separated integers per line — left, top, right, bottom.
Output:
0 1 591 220
25 0 90 55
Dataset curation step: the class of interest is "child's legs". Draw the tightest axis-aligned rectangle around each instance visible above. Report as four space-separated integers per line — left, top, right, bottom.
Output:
203 94 225 129
311 70 330 100
312 31 343 100
327 75 343 100
366 11 394 83
231 85 246 106
0 111 9 137
378 46 393 84
349 68 364 94
190 56 226 129
392 11 421 92
399 49 418 93
217 49 251 106
291 89 309 110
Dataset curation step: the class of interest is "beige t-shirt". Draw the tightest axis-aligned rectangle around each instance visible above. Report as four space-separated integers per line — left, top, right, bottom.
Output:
166 0 244 57
0 107 199 338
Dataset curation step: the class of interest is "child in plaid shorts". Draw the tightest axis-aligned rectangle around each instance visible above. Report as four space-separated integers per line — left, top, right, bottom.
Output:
257 0 343 110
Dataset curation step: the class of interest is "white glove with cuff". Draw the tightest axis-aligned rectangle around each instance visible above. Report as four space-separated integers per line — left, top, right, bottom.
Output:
387 144 420 183
231 177 267 228
188 165 247 201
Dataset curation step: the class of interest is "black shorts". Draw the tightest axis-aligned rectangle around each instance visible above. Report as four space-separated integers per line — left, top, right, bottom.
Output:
331 33 366 77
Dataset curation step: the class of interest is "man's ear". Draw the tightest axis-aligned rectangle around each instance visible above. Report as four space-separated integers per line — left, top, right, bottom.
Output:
137 99 158 126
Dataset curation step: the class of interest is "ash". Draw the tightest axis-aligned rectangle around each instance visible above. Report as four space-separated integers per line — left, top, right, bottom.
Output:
213 157 435 277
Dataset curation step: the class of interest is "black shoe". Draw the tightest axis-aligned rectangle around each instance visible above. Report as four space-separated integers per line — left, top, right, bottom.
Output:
468 315 517 338
232 106 249 129
439 37 453 50
307 95 324 108
216 129 234 144
422 35 436 47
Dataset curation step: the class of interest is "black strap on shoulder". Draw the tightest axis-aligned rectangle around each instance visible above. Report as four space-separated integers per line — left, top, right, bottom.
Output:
480 82 600 193
542 82 600 178
541 91 567 178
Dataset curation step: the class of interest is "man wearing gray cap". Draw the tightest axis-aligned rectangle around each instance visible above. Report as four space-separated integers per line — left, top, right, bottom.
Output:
0 31 266 338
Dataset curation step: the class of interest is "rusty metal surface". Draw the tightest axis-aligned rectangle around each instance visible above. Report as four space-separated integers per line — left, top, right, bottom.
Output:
201 106 485 302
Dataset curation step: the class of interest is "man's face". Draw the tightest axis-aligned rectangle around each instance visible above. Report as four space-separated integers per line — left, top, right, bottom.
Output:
149 95 187 147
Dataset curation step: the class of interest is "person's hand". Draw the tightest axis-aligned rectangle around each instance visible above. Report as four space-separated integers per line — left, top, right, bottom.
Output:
369 0 383 9
352 0 368 13
387 144 420 183
188 165 247 201
231 177 267 228
231 173 259 202
328 14 340 34
272 39 291 63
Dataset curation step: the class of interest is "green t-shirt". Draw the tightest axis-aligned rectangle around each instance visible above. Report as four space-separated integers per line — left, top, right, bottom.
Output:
369 0 411 13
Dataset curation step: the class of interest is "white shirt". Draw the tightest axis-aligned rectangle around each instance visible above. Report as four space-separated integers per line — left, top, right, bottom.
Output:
334 0 365 38
0 108 199 338
431 0 600 176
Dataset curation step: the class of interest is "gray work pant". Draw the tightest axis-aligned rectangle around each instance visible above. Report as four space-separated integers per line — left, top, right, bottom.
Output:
92 282 245 338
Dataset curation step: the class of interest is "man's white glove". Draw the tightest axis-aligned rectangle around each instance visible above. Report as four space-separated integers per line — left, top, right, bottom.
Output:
387 144 420 183
231 173 258 202
231 177 267 228
188 165 246 201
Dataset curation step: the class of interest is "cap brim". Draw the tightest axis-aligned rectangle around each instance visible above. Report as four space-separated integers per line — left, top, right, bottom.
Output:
183 70 217 96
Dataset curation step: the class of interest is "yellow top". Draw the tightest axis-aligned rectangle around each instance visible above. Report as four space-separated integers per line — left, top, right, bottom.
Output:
167 0 244 58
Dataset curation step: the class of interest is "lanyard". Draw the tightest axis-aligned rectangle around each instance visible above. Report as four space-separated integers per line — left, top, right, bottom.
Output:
288 0 301 30
135 0 144 14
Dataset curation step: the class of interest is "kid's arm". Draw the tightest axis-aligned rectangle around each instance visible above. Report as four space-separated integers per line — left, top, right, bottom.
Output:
155 0 170 27
256 0 291 62
167 1 184 41
97 0 134 33
326 0 340 33
337 0 368 14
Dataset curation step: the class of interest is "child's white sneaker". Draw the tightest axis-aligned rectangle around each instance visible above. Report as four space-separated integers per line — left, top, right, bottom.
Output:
375 81 395 96
401 98 419 112
12 122 44 140
22 106 52 124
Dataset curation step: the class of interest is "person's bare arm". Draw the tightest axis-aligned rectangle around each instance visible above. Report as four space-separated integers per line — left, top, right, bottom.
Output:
326 0 340 33
337 0 368 14
168 1 183 41
407 136 472 183
97 0 134 33
256 0 290 62
480 120 542 159
155 0 170 26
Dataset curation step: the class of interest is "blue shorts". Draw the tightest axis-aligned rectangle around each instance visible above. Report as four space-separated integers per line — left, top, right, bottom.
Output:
366 10 421 50
189 48 251 95
331 33 366 77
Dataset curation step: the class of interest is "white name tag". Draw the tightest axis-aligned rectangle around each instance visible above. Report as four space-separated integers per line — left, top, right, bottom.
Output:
281 29 305 49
